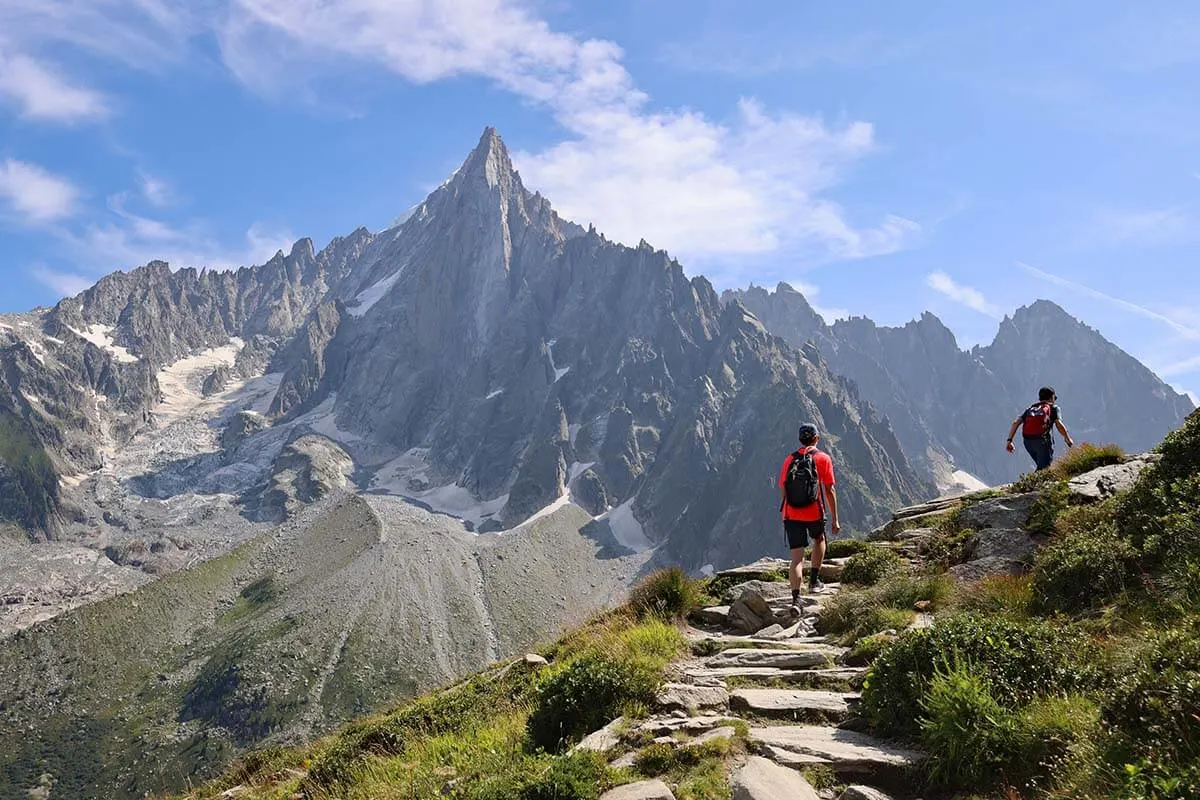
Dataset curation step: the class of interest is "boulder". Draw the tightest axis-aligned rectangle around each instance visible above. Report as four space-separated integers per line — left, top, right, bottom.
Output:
731 755 820 800
575 717 624 753
726 580 792 603
655 683 729 713
956 493 1037 531
1067 455 1156 503
600 779 676 800
949 556 1025 582
837 788 895 800
691 606 730 626
751 623 785 640
728 590 776 634
963 527 1039 562
523 653 549 667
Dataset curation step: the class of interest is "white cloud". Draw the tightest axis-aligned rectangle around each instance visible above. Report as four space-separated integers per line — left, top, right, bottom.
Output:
28 266 93 298
1018 262 1200 340
925 271 1002 318
0 158 80 223
213 0 916 263
0 1 194 70
137 170 173 206
0 51 109 122
1161 354 1200 378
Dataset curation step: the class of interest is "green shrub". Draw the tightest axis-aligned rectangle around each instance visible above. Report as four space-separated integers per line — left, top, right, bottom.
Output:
1104 625 1200 768
846 632 896 667
1052 443 1126 479
955 574 1033 616
873 571 954 610
528 655 658 752
825 538 872 558
862 613 1096 737
819 572 951 645
840 547 903 586
520 751 610 800
920 659 1022 790
1119 757 1200 800
630 567 702 619
1027 480 1070 533
1033 504 1134 614
919 661 1100 793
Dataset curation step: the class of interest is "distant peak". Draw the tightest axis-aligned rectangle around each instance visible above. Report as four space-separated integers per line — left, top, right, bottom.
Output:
458 126 516 190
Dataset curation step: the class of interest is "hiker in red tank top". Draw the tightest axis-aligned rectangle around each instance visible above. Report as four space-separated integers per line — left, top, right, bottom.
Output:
778 423 840 606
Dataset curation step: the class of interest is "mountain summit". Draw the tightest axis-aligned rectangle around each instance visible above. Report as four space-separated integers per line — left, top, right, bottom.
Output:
728 284 1193 486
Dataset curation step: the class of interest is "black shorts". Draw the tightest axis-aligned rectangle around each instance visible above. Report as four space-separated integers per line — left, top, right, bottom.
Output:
784 519 826 550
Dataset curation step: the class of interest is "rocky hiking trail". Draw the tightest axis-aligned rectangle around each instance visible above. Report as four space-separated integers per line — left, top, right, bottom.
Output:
580 557 926 800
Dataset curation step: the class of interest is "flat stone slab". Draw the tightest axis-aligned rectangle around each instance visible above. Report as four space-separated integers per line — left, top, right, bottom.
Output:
706 647 838 670
731 688 856 720
732 755 821 800
684 666 866 687
601 779 676 800
690 634 831 651
637 715 729 736
692 725 737 746
717 558 791 579
656 682 729 712
749 725 924 780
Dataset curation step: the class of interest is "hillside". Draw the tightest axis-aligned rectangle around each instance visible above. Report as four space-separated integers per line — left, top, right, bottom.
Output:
151 410 1200 800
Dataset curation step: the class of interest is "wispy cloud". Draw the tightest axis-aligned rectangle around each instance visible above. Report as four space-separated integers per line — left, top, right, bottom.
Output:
1018 261 1200 340
0 51 109 122
0 159 80 223
1088 207 1195 246
28 265 93 298
136 170 173 207
926 271 1002 318
210 0 918 264
1160 354 1200 378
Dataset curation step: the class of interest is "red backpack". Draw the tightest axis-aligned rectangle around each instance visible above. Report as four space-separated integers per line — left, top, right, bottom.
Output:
1021 402 1053 438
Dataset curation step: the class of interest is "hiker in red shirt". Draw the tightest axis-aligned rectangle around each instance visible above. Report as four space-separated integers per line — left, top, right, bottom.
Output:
1006 386 1074 471
779 423 840 606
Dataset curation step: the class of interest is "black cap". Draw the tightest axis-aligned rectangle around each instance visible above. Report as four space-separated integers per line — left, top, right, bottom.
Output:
798 423 819 445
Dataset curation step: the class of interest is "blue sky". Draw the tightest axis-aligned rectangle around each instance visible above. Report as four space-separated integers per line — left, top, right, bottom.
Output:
0 0 1196 400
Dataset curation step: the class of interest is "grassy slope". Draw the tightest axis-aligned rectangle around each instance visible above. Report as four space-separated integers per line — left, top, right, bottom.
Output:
162 594 741 800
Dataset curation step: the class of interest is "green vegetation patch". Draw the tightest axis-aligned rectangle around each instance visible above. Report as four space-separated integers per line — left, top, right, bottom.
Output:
862 613 1098 738
630 567 702 620
839 546 904 586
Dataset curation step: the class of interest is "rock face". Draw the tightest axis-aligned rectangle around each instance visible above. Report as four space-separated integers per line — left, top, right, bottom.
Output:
1067 454 1158 503
729 284 1194 487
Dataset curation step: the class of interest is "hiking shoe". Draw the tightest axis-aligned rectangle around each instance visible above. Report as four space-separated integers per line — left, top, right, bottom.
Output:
788 603 802 617
808 578 826 594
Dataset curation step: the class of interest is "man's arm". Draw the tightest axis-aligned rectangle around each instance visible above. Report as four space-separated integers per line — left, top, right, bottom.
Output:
1055 419 1074 448
1005 419 1021 452
825 485 839 535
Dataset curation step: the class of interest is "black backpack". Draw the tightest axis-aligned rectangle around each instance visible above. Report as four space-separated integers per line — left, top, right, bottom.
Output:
784 450 819 508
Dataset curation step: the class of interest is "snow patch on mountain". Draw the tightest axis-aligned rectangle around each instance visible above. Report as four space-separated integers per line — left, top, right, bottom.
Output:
547 338 570 382
486 389 504 400
370 448 509 529
597 498 653 553
69 324 138 363
154 339 245 424
300 395 362 444
349 265 407 318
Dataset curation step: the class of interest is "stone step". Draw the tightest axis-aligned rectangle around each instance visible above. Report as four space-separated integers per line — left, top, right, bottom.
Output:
690 633 834 651
749 725 924 789
705 647 841 670
730 688 858 722
682 666 866 689
731 755 821 800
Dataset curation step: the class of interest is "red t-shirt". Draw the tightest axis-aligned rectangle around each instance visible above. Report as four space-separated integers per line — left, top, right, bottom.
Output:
779 447 835 522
